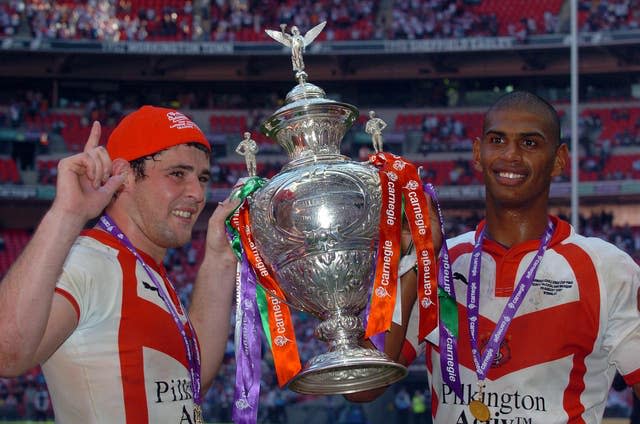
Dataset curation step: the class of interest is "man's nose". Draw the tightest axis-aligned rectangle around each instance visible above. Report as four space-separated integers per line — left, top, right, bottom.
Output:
502 140 521 161
186 176 205 202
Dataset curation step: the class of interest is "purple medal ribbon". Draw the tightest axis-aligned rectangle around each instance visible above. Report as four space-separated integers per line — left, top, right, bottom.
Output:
424 184 464 400
232 253 261 423
98 215 202 407
467 220 554 383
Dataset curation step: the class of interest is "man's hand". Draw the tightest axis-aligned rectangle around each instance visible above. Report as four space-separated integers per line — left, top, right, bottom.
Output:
204 196 241 265
191 195 241 391
51 122 125 222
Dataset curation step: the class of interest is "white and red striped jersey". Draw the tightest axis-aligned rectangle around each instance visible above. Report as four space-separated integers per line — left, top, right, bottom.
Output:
402 216 640 424
42 229 199 423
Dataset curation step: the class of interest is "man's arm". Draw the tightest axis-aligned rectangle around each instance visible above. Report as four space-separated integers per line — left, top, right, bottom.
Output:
346 196 441 402
189 197 240 394
345 268 417 403
0 122 124 376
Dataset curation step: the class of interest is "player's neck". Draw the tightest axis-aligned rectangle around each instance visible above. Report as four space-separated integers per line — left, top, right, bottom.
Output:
100 207 167 264
484 204 550 248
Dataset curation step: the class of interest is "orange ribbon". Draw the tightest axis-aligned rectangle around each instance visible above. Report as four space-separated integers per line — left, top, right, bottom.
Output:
365 156 402 338
366 152 439 342
398 161 438 340
237 205 302 386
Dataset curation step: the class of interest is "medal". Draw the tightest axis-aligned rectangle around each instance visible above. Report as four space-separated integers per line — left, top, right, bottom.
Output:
194 404 204 424
469 382 491 421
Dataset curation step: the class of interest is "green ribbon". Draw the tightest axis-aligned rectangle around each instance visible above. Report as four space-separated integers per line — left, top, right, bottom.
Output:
256 284 272 347
223 177 274 350
438 286 459 338
225 177 267 260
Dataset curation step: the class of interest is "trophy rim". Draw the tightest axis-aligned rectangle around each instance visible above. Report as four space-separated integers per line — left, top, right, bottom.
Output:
286 348 408 395
260 99 359 139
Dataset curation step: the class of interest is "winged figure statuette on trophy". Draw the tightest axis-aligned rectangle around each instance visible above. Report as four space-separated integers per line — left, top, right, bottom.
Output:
265 21 326 84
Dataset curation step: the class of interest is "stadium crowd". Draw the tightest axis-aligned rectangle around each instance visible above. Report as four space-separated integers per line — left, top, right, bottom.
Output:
0 0 639 43
0 2 639 420
2 89 640 188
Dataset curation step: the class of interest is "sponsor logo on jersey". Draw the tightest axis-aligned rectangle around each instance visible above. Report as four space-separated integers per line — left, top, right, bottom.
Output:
441 383 547 424
531 278 574 295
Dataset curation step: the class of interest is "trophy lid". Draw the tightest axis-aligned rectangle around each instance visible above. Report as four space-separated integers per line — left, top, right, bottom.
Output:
261 23 358 162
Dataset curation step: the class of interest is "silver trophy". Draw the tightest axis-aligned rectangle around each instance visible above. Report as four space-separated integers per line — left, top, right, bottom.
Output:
250 23 407 395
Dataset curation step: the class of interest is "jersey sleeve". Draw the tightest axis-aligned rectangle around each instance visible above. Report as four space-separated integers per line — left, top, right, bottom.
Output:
56 239 121 329
601 248 640 382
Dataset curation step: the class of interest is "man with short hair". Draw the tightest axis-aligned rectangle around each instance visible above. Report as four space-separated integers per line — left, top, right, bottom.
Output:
351 92 640 423
0 106 238 422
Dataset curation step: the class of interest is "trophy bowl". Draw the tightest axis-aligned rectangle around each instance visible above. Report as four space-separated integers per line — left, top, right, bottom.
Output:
247 80 407 395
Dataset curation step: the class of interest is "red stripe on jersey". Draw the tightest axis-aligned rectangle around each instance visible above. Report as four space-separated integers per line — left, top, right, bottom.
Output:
554 242 600 424
623 368 640 386
447 235 600 382
401 340 417 365
55 287 80 320
84 229 193 422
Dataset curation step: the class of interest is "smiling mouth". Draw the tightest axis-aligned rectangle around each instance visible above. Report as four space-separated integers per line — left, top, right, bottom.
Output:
494 170 528 185
497 171 526 180
172 210 193 219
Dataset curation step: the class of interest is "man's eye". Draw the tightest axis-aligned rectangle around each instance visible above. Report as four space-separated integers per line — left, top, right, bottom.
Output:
523 139 537 147
199 176 210 184
171 171 184 178
490 136 503 144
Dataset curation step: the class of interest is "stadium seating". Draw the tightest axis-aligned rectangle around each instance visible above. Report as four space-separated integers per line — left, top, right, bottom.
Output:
468 0 563 36
0 157 20 184
0 229 30 276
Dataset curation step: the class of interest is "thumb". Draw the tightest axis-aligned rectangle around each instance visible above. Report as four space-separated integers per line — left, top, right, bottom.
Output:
99 174 125 196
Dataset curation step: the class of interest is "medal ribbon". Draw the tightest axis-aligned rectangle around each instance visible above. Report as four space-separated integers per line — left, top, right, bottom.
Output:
98 215 202 409
423 184 462 399
237 205 302 386
467 220 554 383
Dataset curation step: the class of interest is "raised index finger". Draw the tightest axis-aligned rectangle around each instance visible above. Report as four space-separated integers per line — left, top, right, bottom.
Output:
84 121 102 152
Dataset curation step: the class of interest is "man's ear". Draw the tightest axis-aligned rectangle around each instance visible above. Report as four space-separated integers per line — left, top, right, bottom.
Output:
111 159 133 191
472 137 482 172
552 144 569 178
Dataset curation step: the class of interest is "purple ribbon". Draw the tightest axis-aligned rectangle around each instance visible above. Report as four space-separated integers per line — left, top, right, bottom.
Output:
424 183 464 400
232 254 262 423
98 215 202 406
467 220 554 382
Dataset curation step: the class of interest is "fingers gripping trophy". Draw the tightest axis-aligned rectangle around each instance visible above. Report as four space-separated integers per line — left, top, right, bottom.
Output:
234 22 428 397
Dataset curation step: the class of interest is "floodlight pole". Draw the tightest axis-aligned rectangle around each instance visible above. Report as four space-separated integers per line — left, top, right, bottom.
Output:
570 0 580 231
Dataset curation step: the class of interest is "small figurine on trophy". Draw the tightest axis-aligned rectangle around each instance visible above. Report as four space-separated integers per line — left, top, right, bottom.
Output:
265 22 326 84
236 131 258 177
365 110 387 153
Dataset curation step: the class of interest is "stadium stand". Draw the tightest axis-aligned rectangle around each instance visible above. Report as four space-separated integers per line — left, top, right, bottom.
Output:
1 0 640 422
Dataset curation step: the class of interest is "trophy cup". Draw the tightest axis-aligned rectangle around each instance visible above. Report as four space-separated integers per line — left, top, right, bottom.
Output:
246 23 408 395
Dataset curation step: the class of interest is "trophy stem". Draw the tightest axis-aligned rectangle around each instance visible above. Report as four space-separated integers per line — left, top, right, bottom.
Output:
286 312 407 395
315 314 363 351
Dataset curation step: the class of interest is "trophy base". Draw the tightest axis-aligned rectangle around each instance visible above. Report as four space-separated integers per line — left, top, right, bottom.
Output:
287 347 408 395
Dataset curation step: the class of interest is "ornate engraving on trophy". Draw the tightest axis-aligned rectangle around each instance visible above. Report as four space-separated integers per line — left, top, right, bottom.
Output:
247 22 408 395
